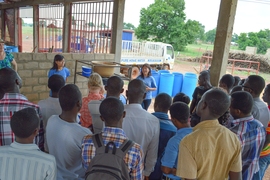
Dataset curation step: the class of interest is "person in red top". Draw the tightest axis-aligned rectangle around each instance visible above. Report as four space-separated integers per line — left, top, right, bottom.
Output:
79 73 105 131
253 83 270 180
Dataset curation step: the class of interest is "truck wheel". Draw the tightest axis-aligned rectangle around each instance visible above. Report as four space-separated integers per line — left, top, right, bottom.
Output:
129 66 140 80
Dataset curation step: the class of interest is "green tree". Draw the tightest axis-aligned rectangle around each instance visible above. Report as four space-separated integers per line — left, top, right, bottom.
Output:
237 30 270 54
205 28 216 44
135 0 188 51
123 22 136 30
183 20 203 44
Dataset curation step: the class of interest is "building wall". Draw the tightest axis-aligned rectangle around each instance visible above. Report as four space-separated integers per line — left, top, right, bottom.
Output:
13 53 115 103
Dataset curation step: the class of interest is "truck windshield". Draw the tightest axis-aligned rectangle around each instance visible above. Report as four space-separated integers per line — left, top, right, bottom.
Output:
167 46 174 59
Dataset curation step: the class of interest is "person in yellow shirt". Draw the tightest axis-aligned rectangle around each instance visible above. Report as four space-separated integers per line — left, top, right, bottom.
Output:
176 88 242 180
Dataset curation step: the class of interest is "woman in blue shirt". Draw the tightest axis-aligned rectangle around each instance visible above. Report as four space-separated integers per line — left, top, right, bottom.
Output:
48 54 70 81
136 63 157 111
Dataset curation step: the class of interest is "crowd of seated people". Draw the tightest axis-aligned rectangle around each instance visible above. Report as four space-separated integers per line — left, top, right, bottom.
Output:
1 67 270 180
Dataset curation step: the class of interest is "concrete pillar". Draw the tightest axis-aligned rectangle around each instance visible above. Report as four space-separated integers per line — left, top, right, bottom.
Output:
210 0 238 86
62 3 72 53
111 0 125 63
1 9 5 40
33 5 39 53
14 8 19 46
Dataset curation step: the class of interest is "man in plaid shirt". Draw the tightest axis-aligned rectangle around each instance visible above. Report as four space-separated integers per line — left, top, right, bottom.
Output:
81 97 143 180
229 91 266 180
0 68 44 151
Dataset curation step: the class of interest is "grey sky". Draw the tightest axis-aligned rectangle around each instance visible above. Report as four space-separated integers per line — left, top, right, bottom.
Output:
124 0 270 34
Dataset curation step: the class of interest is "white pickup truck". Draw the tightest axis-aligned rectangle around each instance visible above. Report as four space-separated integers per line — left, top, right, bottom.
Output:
120 41 175 77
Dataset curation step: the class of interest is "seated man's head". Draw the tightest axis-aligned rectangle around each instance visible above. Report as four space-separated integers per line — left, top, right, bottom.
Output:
170 102 190 128
196 88 230 120
219 74 235 93
230 85 243 95
173 92 190 105
105 76 124 97
262 84 270 105
233 76 241 87
59 84 82 113
154 93 172 113
48 74 65 96
99 97 125 127
198 70 210 86
10 107 40 143
230 91 253 119
0 68 21 93
243 75 265 98
126 79 146 104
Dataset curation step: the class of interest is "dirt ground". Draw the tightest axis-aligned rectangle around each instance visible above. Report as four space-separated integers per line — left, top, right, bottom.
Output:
145 61 270 180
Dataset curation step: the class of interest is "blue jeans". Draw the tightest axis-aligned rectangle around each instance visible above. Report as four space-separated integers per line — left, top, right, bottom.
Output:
141 99 151 111
252 154 270 180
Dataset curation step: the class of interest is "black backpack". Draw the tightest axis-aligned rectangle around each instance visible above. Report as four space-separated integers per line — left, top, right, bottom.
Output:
85 133 134 180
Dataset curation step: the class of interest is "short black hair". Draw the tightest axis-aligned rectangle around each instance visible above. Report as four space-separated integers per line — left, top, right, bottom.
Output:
59 84 82 111
239 78 246 86
231 91 253 115
106 76 124 95
99 97 124 124
200 70 210 81
247 75 265 96
10 107 40 138
265 84 270 95
230 85 242 94
173 92 190 105
154 93 172 112
169 102 190 123
204 88 230 117
220 74 235 90
0 68 18 92
233 76 241 86
127 79 146 100
48 74 65 93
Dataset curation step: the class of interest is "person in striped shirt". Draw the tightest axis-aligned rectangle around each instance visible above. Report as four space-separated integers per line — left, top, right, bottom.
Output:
229 91 266 180
81 97 144 180
0 107 57 180
253 84 270 180
0 68 44 150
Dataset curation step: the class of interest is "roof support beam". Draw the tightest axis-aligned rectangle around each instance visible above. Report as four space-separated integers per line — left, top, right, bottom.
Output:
210 0 238 86
111 0 125 63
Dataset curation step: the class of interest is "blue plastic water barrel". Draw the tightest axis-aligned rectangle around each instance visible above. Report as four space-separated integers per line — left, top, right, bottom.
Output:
158 70 170 74
159 73 174 96
181 72 197 100
151 70 160 98
172 72 184 97
11 46 18 52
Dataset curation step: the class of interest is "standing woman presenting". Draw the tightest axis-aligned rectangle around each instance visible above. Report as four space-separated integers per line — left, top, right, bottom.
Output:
48 54 70 82
136 63 157 111
0 39 17 72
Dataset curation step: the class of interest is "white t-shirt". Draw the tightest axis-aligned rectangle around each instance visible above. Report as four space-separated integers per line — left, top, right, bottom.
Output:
122 104 160 176
46 115 91 180
38 97 62 152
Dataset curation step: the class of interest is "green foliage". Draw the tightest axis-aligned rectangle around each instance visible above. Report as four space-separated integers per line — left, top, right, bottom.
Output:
123 22 136 30
135 0 188 51
205 28 216 44
87 22 95 27
184 20 204 44
237 29 270 54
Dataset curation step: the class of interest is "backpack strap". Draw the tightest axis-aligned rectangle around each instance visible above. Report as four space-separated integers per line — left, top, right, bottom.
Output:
119 139 134 154
92 133 104 149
